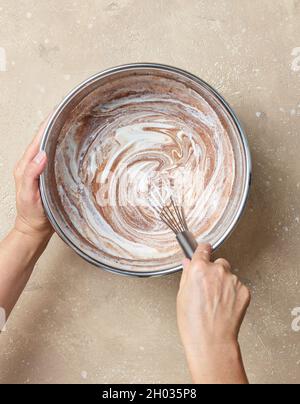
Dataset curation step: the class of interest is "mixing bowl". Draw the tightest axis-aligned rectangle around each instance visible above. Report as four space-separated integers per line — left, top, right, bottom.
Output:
40 63 251 277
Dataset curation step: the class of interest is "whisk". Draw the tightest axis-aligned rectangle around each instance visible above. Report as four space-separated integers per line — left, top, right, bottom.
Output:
151 194 198 260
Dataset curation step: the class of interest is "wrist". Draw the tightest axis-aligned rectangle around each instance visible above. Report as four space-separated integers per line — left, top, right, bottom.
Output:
9 227 51 269
11 226 52 254
14 216 53 245
0 227 52 277
184 341 247 384
184 339 240 362
12 219 53 262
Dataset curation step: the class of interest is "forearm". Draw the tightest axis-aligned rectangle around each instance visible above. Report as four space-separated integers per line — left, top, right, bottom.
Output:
0 228 51 317
185 342 249 385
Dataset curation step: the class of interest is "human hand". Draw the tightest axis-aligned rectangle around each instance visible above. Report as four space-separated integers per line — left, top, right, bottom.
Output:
13 120 53 241
0 120 53 317
177 243 251 384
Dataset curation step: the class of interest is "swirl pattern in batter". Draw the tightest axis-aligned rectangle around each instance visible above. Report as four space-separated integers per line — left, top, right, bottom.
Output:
54 74 235 272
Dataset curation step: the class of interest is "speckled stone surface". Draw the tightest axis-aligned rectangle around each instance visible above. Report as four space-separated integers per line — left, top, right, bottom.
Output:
0 0 300 384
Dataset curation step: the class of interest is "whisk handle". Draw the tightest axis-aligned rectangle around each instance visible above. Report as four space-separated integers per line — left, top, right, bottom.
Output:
176 231 198 260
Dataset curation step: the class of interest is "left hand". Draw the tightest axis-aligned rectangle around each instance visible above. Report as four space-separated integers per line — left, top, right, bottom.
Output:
13 120 53 240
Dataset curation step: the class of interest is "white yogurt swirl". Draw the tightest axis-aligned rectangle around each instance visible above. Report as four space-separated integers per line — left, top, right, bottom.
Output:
54 74 235 272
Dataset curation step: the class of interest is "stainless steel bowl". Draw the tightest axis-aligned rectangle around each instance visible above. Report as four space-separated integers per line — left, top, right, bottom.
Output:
40 63 251 277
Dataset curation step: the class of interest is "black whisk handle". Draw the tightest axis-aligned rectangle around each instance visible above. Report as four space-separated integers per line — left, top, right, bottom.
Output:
176 231 198 260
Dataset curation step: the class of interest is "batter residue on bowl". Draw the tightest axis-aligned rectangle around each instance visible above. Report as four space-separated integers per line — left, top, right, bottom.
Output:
54 74 235 272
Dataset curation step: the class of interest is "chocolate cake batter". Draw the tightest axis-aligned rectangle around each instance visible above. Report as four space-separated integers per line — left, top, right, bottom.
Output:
54 73 235 272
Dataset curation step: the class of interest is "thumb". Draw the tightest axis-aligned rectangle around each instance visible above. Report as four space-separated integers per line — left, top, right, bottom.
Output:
191 243 212 263
180 258 191 286
22 151 47 196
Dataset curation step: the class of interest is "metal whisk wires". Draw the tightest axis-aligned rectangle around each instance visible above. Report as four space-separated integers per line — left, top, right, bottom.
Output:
159 197 188 235
150 186 198 259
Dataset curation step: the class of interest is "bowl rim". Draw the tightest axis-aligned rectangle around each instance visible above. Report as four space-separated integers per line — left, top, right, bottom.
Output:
40 62 252 278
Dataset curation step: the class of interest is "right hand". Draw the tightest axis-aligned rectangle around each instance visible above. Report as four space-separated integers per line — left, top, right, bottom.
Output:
177 243 251 384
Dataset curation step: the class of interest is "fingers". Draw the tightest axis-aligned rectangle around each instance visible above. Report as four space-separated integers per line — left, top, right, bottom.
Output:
21 119 49 168
236 285 251 327
182 244 212 281
16 115 51 179
214 258 231 272
192 243 212 263
180 245 233 287
21 151 47 198
179 244 212 282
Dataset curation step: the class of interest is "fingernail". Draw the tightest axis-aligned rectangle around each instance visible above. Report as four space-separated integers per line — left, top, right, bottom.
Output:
34 150 46 165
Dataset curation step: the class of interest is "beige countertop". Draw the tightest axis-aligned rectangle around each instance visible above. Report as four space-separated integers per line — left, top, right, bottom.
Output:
0 0 300 384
